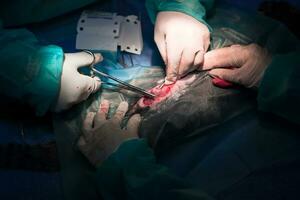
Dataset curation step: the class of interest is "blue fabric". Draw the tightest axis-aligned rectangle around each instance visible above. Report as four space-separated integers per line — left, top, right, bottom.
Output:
97 139 214 200
0 170 64 200
258 51 300 125
0 0 97 27
0 118 55 145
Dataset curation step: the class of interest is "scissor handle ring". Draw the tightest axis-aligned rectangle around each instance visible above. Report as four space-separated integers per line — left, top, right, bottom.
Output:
83 50 96 76
83 50 96 66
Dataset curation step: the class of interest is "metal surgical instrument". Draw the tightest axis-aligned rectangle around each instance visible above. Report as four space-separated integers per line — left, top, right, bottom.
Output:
83 50 155 98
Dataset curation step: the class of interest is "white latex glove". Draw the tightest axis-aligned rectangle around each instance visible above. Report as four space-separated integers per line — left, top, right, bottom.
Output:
54 52 102 112
154 11 210 83
203 44 272 88
78 100 141 166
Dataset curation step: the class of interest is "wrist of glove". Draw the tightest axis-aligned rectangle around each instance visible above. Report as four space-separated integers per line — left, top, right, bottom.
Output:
202 44 272 88
77 100 141 167
54 52 102 112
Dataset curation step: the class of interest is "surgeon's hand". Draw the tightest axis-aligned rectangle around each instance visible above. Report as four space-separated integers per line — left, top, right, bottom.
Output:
203 44 272 88
154 11 210 83
77 100 141 167
54 52 102 112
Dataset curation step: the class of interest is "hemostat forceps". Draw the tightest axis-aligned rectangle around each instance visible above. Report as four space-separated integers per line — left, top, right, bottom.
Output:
83 50 155 98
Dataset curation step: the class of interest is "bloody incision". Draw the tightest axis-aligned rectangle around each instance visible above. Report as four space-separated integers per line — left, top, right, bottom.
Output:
129 74 196 115
142 83 175 106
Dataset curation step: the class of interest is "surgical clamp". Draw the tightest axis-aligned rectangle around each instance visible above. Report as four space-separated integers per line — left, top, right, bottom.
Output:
83 50 156 99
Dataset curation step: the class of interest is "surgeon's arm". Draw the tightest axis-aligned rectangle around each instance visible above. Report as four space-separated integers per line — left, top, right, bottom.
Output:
145 0 214 27
146 0 214 83
0 27 63 115
96 139 214 200
0 25 102 115
257 51 300 125
202 44 300 125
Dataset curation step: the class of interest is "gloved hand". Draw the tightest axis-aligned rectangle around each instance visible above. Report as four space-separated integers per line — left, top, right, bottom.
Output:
203 44 272 88
54 52 102 112
77 100 141 167
154 11 210 83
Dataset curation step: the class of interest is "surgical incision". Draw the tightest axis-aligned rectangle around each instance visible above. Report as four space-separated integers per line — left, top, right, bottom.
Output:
131 74 197 112
143 83 175 106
